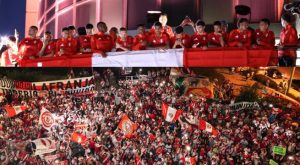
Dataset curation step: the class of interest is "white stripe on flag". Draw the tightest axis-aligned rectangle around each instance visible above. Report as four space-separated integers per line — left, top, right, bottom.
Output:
205 122 213 132
165 106 177 122
14 106 23 114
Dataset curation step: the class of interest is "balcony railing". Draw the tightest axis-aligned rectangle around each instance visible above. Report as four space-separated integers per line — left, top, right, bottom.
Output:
18 47 300 67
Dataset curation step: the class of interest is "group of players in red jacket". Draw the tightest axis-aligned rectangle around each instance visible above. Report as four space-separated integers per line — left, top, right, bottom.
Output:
1 13 298 66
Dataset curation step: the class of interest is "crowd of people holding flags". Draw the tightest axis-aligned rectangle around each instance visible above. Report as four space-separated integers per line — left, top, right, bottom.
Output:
0 68 299 164
0 13 299 66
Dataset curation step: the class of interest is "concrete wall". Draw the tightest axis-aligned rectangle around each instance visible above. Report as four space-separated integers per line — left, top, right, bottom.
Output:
25 0 39 37
101 0 126 29
202 0 234 24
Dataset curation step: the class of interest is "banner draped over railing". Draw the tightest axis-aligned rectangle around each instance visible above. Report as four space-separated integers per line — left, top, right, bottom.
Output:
18 48 278 67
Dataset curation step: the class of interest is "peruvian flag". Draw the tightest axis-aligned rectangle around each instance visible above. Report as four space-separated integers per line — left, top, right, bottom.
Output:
199 119 218 136
71 132 87 145
32 138 57 156
184 157 196 165
161 102 182 122
5 105 27 117
118 114 138 138
39 108 55 131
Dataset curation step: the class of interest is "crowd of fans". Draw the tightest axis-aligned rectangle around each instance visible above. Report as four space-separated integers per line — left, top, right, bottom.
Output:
0 13 299 66
0 68 299 165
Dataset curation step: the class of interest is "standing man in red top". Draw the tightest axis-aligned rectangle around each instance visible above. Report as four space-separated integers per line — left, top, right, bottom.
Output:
40 31 56 57
109 27 119 45
220 20 229 43
132 24 148 51
56 27 78 56
86 23 94 36
150 14 174 37
228 18 252 48
116 27 134 51
90 22 114 57
18 26 43 60
208 21 225 47
147 22 170 49
191 21 208 48
171 26 190 49
253 19 275 49
78 27 92 53
278 14 298 66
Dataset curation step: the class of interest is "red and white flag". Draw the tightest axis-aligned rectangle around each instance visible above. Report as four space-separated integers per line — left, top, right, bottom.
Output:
118 114 138 138
5 105 27 117
39 107 55 131
71 132 87 145
184 156 196 165
32 138 56 156
199 119 218 136
161 102 182 122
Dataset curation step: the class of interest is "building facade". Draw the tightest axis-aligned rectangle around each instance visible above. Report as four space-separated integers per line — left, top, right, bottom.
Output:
36 0 127 38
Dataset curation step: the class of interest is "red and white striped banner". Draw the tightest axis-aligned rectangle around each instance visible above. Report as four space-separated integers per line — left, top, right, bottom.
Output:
5 105 28 117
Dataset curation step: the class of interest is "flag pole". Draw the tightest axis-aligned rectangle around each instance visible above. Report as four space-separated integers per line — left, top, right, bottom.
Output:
285 67 296 95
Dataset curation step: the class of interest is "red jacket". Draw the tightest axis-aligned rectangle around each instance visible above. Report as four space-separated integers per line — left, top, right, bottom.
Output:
18 38 43 59
147 33 170 48
90 32 114 53
279 24 298 58
170 33 191 48
43 40 56 56
132 33 149 50
56 37 78 56
254 29 275 49
228 29 252 48
116 36 134 51
208 32 223 47
78 35 91 50
191 32 208 47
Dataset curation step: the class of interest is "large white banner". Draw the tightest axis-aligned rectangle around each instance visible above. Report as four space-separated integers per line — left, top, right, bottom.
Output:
92 48 184 67
0 76 95 97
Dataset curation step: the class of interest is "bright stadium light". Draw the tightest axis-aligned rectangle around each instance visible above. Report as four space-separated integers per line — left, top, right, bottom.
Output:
147 11 162 14
0 35 8 48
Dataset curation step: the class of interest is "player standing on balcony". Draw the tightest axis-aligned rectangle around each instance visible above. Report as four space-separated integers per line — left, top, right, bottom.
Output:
18 26 43 60
56 27 78 56
171 26 191 49
208 21 225 47
90 22 114 57
253 18 275 49
278 13 298 66
78 26 92 54
150 14 174 38
147 22 170 50
39 31 56 57
132 24 149 51
190 20 208 49
116 27 134 51
228 18 252 48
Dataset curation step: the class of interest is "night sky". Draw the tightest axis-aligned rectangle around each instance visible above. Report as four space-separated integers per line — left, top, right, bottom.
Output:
0 0 26 39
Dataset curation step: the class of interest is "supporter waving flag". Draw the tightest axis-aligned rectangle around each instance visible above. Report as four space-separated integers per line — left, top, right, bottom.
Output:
161 102 182 122
71 132 87 145
39 107 55 131
5 105 28 117
118 114 138 138
31 138 57 156
199 119 219 136
184 156 196 165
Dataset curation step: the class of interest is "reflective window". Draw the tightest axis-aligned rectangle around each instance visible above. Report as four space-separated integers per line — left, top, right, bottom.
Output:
59 0 74 11
76 1 96 27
